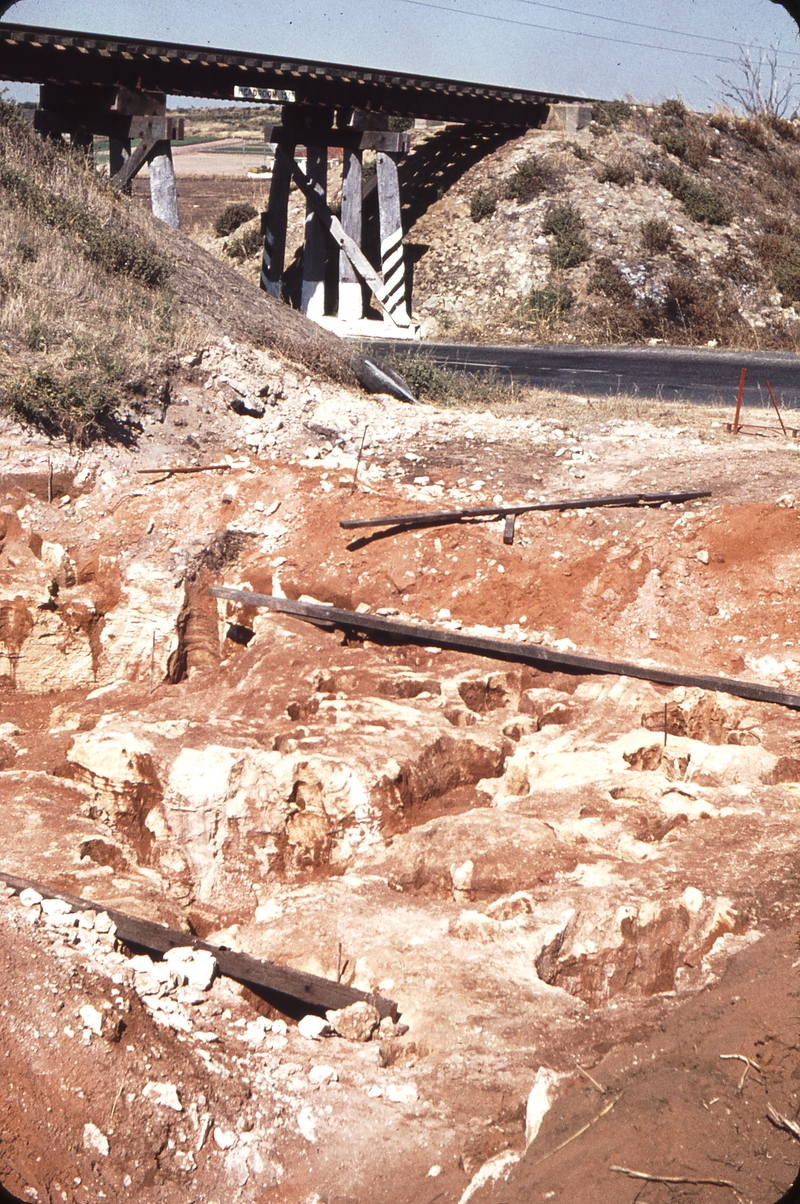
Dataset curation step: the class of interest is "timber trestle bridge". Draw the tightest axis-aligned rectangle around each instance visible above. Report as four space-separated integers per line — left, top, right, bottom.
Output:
0 21 592 331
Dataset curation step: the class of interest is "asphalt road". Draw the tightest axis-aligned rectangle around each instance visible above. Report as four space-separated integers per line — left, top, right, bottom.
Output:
361 339 800 409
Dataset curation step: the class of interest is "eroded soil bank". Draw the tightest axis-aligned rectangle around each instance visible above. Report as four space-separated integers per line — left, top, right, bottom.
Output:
2 353 800 1203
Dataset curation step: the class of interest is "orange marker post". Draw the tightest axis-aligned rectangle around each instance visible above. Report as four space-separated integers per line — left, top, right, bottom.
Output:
733 367 746 434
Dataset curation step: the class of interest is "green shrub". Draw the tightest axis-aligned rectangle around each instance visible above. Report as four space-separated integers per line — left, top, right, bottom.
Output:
380 353 511 406
470 187 498 222
587 257 634 302
525 284 574 320
660 98 687 122
655 127 688 159
567 141 590 161
591 100 632 128
765 114 800 141
598 158 636 186
0 161 169 285
225 223 263 260
641 217 673 254
214 202 258 237
504 156 551 203
542 202 590 269
662 275 731 336
732 117 770 150
657 165 732 225
5 368 117 444
756 226 800 303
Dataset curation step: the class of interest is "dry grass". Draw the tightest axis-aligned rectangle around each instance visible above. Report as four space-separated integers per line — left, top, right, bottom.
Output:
0 100 198 438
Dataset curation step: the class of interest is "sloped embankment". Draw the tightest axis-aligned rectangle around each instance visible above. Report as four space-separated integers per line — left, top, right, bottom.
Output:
407 100 800 350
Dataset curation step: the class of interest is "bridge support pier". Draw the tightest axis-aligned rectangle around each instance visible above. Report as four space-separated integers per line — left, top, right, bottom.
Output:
339 147 363 322
301 145 328 320
148 141 180 228
260 141 295 298
33 85 184 228
260 108 414 332
376 151 409 324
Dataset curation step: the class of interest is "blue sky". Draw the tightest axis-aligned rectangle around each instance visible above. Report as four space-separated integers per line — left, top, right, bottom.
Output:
2 1 799 110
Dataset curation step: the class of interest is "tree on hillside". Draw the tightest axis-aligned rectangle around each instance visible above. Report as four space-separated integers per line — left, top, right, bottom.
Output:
719 43 797 117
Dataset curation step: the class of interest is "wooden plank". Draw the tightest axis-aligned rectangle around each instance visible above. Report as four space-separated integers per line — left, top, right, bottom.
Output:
110 136 154 189
208 585 800 712
339 489 713 532
339 147 363 321
264 124 409 152
259 139 295 299
0 869 397 1020
376 151 408 322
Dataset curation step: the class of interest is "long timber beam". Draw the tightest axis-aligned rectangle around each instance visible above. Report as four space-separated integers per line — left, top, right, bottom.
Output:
209 587 800 712
0 21 587 125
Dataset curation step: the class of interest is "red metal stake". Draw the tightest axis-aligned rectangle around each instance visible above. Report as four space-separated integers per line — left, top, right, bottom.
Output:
733 367 746 434
765 380 788 436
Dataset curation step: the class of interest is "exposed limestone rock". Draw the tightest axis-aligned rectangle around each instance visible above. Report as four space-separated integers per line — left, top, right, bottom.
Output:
326 1001 380 1042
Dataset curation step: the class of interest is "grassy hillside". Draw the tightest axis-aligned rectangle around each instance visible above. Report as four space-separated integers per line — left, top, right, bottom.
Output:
0 101 362 443
0 100 194 441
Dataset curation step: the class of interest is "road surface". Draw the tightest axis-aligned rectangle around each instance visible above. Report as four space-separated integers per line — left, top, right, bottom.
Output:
360 339 800 409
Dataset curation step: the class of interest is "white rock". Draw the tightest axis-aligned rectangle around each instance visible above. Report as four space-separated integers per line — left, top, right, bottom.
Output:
184 951 217 990
79 1005 104 1036
175 986 208 1006
450 859 474 892
94 911 115 935
296 1106 317 1142
163 945 196 964
193 1031 220 1043
243 1020 269 1045
41 897 72 918
525 1067 562 1147
213 1126 237 1150
142 1081 183 1112
682 886 704 914
458 1151 520 1204
325 1001 380 1042
696 549 709 564
164 947 217 990
428 1166 442 1177
271 1019 288 1036
19 888 43 908
83 1123 109 1156
385 1083 418 1105
298 1014 332 1041
308 1064 338 1084
128 954 155 974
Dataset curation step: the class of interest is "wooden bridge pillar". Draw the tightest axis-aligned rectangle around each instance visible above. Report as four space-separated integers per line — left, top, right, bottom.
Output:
148 141 180 228
339 147 363 321
301 145 328 320
260 109 413 330
33 84 183 228
376 151 409 324
260 140 295 298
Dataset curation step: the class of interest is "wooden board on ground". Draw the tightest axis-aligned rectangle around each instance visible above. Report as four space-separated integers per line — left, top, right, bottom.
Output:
0 869 397 1020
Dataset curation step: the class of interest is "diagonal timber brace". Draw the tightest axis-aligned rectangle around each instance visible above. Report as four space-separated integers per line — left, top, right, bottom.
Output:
110 136 155 189
287 157 407 327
